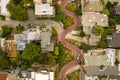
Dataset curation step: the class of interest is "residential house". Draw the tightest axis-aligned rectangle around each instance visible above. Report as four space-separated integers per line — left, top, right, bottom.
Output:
14 28 54 53
110 5 120 17
82 12 108 46
107 33 120 48
113 5 120 15
5 40 17 58
0 0 10 18
106 25 120 48
83 0 103 12
84 49 118 80
32 69 54 80
30 64 55 80
0 38 5 48
34 0 55 16
0 72 7 80
82 12 108 28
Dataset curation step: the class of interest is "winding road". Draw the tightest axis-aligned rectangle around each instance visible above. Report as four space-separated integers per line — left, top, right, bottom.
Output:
59 0 83 79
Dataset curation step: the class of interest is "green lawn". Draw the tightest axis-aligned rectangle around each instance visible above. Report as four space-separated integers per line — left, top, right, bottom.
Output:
67 69 80 80
64 47 75 64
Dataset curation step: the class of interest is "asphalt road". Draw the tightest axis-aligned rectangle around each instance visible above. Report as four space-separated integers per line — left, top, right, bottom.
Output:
59 0 84 79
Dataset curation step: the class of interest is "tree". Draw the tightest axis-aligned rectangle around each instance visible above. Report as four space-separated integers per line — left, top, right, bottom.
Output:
14 25 24 34
98 41 107 48
6 0 28 21
0 48 10 70
92 25 104 36
80 43 90 52
100 0 105 5
106 1 113 10
39 24 46 29
80 31 86 37
54 46 59 59
47 53 56 65
75 5 82 16
57 43 65 66
102 9 110 15
21 42 41 62
66 2 77 12
1 25 12 39
109 18 116 26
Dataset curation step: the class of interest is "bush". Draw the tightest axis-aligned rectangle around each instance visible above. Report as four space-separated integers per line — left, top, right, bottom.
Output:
6 0 28 21
92 25 104 36
98 41 107 48
62 13 74 29
75 5 82 16
39 24 46 29
14 25 24 34
102 9 110 15
80 43 90 52
1 25 12 39
80 31 86 37
75 25 83 31
0 15 5 20
100 0 105 5
66 2 77 12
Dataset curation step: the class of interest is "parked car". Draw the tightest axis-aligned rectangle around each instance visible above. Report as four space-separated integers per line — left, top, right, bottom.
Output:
62 77 65 80
76 53 80 60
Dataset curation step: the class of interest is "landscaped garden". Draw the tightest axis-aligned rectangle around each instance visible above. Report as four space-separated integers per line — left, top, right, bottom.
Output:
67 69 80 80
67 39 80 47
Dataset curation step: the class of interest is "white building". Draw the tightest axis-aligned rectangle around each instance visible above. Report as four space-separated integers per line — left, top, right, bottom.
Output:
0 0 10 16
31 70 54 80
34 0 54 16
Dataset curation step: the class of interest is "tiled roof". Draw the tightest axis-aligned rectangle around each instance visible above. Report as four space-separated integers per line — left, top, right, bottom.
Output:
108 33 120 48
0 73 7 80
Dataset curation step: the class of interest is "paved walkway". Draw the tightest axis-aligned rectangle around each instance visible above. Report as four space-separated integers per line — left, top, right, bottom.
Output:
66 31 82 43
59 0 83 79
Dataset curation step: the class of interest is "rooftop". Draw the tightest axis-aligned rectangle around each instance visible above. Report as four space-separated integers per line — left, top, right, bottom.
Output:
0 73 7 80
86 66 118 76
35 4 54 16
0 0 10 16
82 12 108 27
84 49 116 66
85 49 118 76
14 28 54 52
83 0 103 12
5 40 17 58
88 34 101 46
107 33 120 48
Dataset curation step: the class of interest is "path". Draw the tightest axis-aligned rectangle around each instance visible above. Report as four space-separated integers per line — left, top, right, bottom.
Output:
59 0 83 79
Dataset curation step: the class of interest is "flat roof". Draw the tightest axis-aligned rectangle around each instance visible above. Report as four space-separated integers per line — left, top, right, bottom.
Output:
0 0 10 16
35 4 53 16
84 49 116 66
82 12 108 27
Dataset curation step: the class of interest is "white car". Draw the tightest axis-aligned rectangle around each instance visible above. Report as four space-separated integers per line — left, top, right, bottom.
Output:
76 54 80 60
